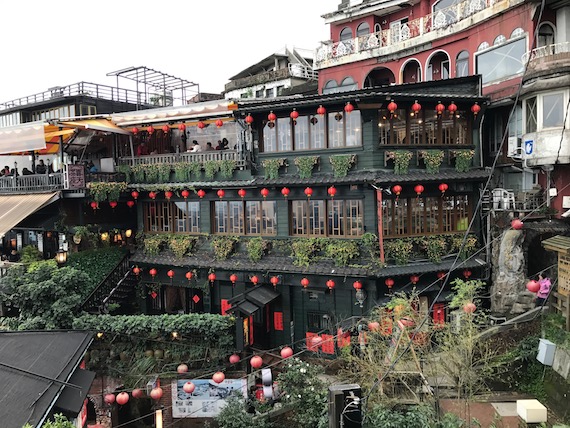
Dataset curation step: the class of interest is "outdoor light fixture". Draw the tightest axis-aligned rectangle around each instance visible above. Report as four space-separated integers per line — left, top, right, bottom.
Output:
125 229 133 238
55 249 68 266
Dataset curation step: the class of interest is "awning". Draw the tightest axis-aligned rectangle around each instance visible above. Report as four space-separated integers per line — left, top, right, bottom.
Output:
227 286 280 316
58 119 132 136
0 193 59 239
0 121 48 154
54 369 96 414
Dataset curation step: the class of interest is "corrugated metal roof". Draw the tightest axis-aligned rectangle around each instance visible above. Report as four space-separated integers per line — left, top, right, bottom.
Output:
0 192 59 239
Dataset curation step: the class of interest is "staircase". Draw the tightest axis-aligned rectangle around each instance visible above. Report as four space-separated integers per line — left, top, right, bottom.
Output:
80 253 139 314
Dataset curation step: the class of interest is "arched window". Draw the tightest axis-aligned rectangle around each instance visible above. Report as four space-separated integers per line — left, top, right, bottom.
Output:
511 27 524 38
356 22 370 37
323 80 339 94
538 23 555 47
374 23 381 33
494 35 506 45
456 50 469 77
340 27 353 41
339 77 358 92
478 42 489 51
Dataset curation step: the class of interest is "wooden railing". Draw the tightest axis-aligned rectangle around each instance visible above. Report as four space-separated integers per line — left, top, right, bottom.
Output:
0 173 65 194
117 150 246 169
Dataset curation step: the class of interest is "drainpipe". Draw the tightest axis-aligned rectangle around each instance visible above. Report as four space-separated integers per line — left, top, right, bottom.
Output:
543 164 553 208
373 186 385 264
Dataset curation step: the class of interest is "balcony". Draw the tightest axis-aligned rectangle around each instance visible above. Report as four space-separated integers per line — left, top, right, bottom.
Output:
315 0 521 69
522 42 570 75
117 150 245 169
0 173 65 194
224 64 318 93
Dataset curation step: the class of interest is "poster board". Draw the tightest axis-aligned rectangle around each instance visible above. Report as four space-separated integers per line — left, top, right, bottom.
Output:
558 254 570 296
67 164 85 189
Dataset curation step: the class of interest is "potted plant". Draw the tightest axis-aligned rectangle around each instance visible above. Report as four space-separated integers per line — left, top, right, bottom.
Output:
330 154 357 178
262 158 287 179
419 149 445 174
453 149 475 172
294 156 319 179
387 150 413 174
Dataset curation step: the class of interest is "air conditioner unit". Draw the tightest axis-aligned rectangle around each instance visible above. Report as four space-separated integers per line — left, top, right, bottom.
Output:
508 137 523 159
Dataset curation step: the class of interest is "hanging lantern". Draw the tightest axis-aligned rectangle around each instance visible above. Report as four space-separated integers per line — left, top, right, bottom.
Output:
411 100 422 113
185 271 193 281
300 278 309 289
280 346 294 359
304 187 313 198
270 276 279 287
104 394 116 405
162 125 170 133
183 382 195 394
439 183 449 194
197 121 206 129
344 102 354 114
217 189 225 198
147 125 155 135
165 191 173 200
290 109 299 120
448 102 458 114
326 279 335 290
149 191 157 200
353 280 363 290
245 114 254 125
414 184 424 196
260 188 269 198
177 363 189 374
131 190 139 200
385 278 394 289
310 336 323 350
150 387 163 401
463 269 472 279
437 271 446 280
215 119 224 128
238 189 246 198
132 388 144 399
511 219 524 230
328 186 337 198
149 268 157 278
471 102 481 116
212 372 225 384
132 127 139 135
229 354 241 364
178 123 186 132
526 280 540 293
268 111 277 122
127 200 135 208
133 266 141 276
281 187 290 198
90 201 98 210
208 273 216 283
410 275 419 284
463 302 476 314
250 275 259 285
317 105 326 116
387 101 398 113
250 355 263 369
230 274 238 284
436 102 446 115
167 270 175 279
181 189 190 199
197 189 206 198
392 184 402 196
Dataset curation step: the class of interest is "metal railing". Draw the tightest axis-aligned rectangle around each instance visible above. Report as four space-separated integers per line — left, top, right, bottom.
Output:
521 41 570 64
0 173 65 194
118 150 246 168
224 64 318 92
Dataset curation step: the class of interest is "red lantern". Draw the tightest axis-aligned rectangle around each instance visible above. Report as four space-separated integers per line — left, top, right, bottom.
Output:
183 382 195 394
230 274 238 284
181 189 190 199
260 188 269 198
326 279 335 290
178 123 186 132
165 191 173 200
132 127 139 135
149 191 157 200
344 102 354 114
217 189 225 198
133 267 141 276
250 355 263 369
463 269 472 279
132 388 144 399
280 346 294 359
304 187 313 198
149 268 157 278
185 271 193 281
238 189 246 198
439 183 449 194
310 335 322 350
215 119 224 128
411 101 422 113
414 184 424 196
212 372 225 384
448 102 458 114
410 275 419 284
301 278 310 288
385 278 394 289
197 121 206 129
250 275 259 285
197 189 206 198
177 363 188 374
245 114 254 125
328 186 337 198
436 102 446 115
526 280 540 293
368 321 380 332
208 273 216 283
104 394 116 405
162 125 170 133
127 200 135 208
392 185 402 196
511 219 524 230
131 190 139 200
463 302 476 314
150 387 163 401
290 109 299 120
90 201 98 210
317 105 326 116
437 272 446 280
270 276 279 287
147 125 155 135
387 101 398 113
167 269 175 279
229 354 241 364
281 187 290 198
268 111 277 122
353 280 363 290
471 102 481 115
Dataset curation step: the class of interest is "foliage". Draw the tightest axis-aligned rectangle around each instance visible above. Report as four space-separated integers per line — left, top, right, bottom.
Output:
141 234 166 256
448 278 484 310
543 313 570 348
294 156 319 179
324 240 360 266
157 163 172 183
67 247 127 288
72 225 99 249
515 359 547 401
88 181 128 202
23 414 76 428
220 159 236 179
453 149 475 173
116 164 132 182
262 158 286 179
132 164 146 182
291 238 325 267
145 164 160 182
212 235 239 259
168 234 199 258
420 149 445 174
20 245 43 264
216 394 274 428
204 160 221 180
388 150 413 175
384 238 414 265
416 236 448 263
246 237 271 263
361 232 380 261
449 234 479 261
329 154 357 178
365 404 437 428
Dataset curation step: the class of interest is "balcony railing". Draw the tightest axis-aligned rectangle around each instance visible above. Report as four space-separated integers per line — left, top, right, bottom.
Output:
521 42 570 67
224 64 318 93
118 150 246 169
0 173 65 194
315 0 514 67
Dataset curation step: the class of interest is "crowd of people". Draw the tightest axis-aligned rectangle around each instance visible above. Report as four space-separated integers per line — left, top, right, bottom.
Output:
134 138 233 156
0 159 53 177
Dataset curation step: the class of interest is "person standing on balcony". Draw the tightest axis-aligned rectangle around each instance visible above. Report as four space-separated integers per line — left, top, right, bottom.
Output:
0 165 10 176
137 141 149 156
35 160 47 174
535 274 551 307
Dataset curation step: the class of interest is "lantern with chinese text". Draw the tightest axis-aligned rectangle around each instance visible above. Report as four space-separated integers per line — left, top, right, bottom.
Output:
414 184 424 196
326 279 335 290
230 274 238 284
301 278 309 289
181 189 190 199
183 382 195 394
150 387 163 401
131 190 139 200
344 102 354 113
280 346 294 359
281 187 290 198
215 119 224 128
260 188 269 198
328 186 337 198
250 355 263 369
229 354 241 364
217 189 225 199
212 372 225 384
387 101 398 113
317 105 326 116
197 189 206 198
238 189 246 198
304 187 313 198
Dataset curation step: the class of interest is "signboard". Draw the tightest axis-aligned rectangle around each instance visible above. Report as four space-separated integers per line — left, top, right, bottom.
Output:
558 254 570 296
525 140 533 155
171 379 247 418
67 164 85 189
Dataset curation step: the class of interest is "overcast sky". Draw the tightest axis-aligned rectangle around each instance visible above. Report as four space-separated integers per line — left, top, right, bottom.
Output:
0 0 338 104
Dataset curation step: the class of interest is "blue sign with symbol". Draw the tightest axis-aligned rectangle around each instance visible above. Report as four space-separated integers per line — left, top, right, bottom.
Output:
525 140 533 155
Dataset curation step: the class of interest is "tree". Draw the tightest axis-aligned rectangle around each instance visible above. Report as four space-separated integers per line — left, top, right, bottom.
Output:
23 413 75 428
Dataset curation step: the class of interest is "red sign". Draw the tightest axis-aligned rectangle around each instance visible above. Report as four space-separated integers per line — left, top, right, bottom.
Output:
273 312 284 331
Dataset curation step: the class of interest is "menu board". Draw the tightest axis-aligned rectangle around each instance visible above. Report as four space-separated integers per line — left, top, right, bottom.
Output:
67 164 85 189
171 379 247 418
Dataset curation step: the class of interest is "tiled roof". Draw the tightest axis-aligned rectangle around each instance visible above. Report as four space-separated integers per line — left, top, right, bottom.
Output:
374 168 491 184
253 171 379 186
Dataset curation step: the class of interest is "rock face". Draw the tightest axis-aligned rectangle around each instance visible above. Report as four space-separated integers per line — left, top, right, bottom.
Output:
491 229 535 315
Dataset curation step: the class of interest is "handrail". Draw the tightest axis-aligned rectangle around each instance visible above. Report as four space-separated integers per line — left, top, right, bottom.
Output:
0 173 65 194
521 41 570 64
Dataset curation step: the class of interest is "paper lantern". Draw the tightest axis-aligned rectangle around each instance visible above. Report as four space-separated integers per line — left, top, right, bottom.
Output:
178 123 186 132
280 346 294 359
448 102 458 113
463 269 472 279
132 127 139 135
131 190 139 200
385 278 394 289
149 191 157 200
250 275 259 285
229 354 241 364
268 111 277 122
167 270 175 279
165 191 173 200
238 189 246 198
185 271 193 281
304 187 313 198
310 336 322 349
197 121 206 129
150 387 163 400
181 189 190 199
245 114 254 125
260 188 269 198
208 273 216 283
387 101 398 113
147 125 155 135
197 189 206 198
526 280 540 293
290 109 299 120
411 101 422 113
177 364 188 374
270 276 279 287
217 189 225 198
149 268 157 278
471 102 481 115
437 272 446 280
300 278 309 288
511 219 524 230
392 185 402 196
215 119 224 128
162 125 170 133
328 186 337 198
326 279 335 290
250 355 263 369
132 388 144 399
368 321 380 331
104 394 116 405
410 275 419 284
183 382 195 394
317 105 326 116
439 183 449 194
436 102 446 115
344 102 354 113
281 187 290 198
133 267 141 276
127 200 135 208
212 372 225 384
230 274 238 284
463 302 476 314
90 201 98 210
414 184 424 195
353 281 363 290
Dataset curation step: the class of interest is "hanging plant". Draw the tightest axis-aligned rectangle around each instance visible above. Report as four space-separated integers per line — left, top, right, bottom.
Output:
116 165 132 182
294 156 319 179
416 236 447 263
145 164 160 183
387 150 413 175
173 163 190 182
246 237 272 262
449 234 478 260
324 240 360 267
204 160 221 180
157 164 172 183
384 238 414 265
453 149 475 172
219 159 236 179
262 158 287 179
291 238 324 267
142 234 166 256
211 235 239 260
168 234 199 258
329 154 357 178
88 182 128 202
360 232 380 261
419 149 445 174
132 165 146 183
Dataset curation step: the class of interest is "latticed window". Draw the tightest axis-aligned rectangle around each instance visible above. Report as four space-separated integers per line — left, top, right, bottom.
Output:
144 201 200 233
214 201 276 236
292 199 363 237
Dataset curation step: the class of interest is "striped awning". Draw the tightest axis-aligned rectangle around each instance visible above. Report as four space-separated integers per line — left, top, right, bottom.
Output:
0 193 59 239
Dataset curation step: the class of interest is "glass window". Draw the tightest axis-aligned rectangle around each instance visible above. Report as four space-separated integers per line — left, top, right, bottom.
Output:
475 37 525 84
511 28 524 38
346 111 362 146
357 22 370 37
323 80 339 95
477 42 489 51
494 35 506 45
456 50 469 77
277 117 292 151
542 93 564 128
525 97 537 133
144 202 172 232
215 201 276 235
508 104 523 138
339 77 358 92
174 201 200 233
309 115 325 149
263 120 277 152
328 112 344 148
340 27 353 41
294 116 310 150
292 199 363 237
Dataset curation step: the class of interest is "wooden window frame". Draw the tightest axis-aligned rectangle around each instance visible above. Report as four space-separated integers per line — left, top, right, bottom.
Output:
144 201 200 234
291 199 364 237
213 200 277 236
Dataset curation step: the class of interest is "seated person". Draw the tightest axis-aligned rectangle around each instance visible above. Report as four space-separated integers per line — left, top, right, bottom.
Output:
8 249 20 262
215 140 224 150
1 165 10 176
205 142 214 151
189 141 202 152
137 141 149 156
21 167 33 175
35 160 47 174
221 138 229 150
88 162 98 173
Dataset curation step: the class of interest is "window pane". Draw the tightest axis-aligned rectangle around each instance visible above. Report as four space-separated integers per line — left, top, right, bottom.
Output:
345 200 363 237
174 201 200 233
476 38 525 84
543 93 564 128
309 115 325 149
214 201 228 233
456 50 469 77
295 116 310 150
425 197 440 233
277 117 292 151
246 201 261 235
263 121 277 152
328 200 344 236
328 112 344 148
261 201 277 235
309 200 325 235
229 201 244 234
346 110 362 146
526 97 537 133
410 198 424 234
292 201 307 235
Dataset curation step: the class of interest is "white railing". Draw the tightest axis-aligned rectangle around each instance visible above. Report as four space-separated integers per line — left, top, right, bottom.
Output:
521 41 570 64
0 173 65 194
288 63 318 80
118 150 245 168
315 0 509 66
